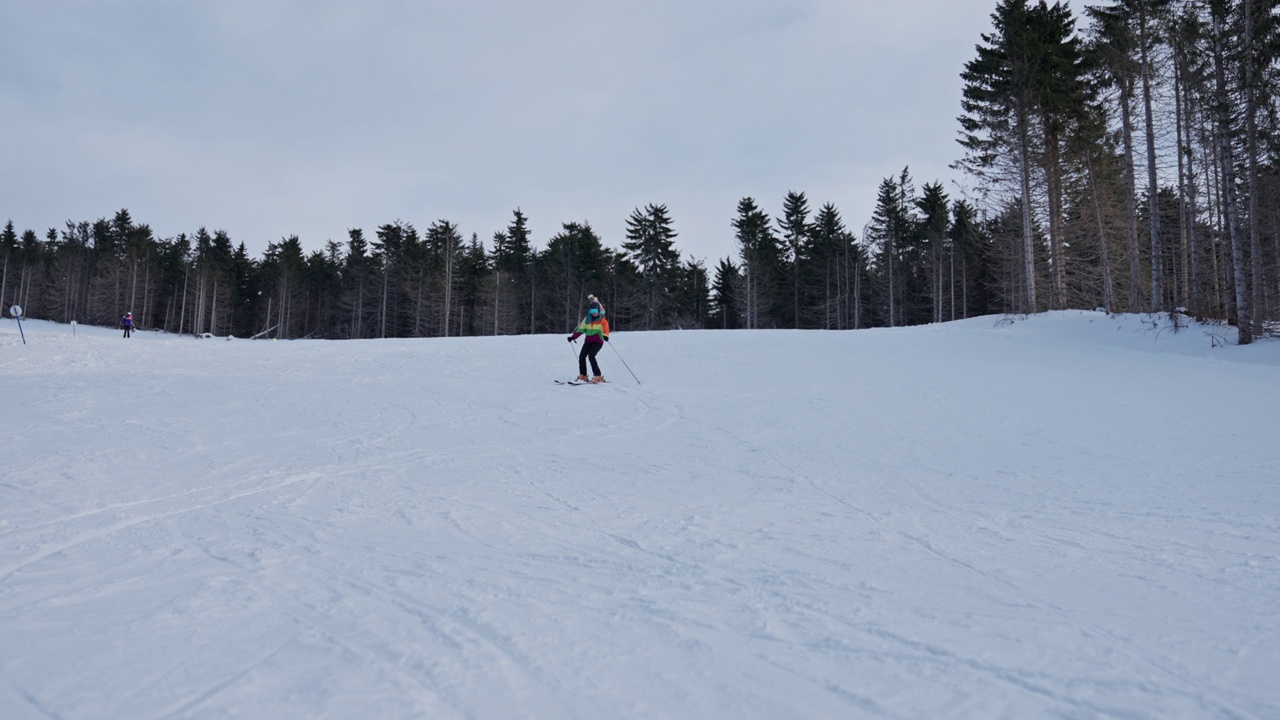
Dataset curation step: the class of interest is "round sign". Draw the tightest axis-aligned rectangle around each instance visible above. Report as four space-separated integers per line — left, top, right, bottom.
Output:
9 305 21 318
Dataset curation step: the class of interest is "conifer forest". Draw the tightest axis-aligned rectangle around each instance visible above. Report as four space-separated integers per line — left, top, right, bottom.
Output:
3 0 1278 343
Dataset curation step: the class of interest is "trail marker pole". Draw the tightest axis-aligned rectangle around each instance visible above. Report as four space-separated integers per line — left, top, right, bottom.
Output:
10 305 25 345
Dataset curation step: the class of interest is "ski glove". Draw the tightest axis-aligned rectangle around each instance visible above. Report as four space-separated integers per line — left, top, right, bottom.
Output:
603 336 609 342
567 335 574 342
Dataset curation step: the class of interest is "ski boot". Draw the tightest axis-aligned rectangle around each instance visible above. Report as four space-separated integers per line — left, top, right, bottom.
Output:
576 375 590 382
591 375 605 383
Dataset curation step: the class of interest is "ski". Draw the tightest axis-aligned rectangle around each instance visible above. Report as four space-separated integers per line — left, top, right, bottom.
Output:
554 379 606 385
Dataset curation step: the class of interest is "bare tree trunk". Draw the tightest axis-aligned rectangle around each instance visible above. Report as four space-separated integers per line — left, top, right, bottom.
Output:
1087 154 1115 313
792 252 800 329
1174 46 1193 313
824 263 834 330
854 250 863 330
1045 134 1067 310
1120 80 1142 312
1244 0 1264 334
887 235 897 327
443 243 454 337
950 244 956 321
1212 7 1252 343
129 258 139 317
1139 5 1162 311
1204 114 1224 316
379 265 388 339
142 262 151 330
178 264 189 336
209 279 219 336
194 269 206 337
23 265 33 315
414 274 424 338
1017 109 1037 314
1184 69 1203 316
279 273 289 339
354 278 363 339
841 250 849 329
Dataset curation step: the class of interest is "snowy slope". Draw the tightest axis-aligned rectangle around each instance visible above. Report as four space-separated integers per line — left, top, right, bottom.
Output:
1 311 1277 719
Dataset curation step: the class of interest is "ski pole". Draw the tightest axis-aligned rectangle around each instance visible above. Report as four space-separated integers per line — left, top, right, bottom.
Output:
567 336 582 375
607 340 640 385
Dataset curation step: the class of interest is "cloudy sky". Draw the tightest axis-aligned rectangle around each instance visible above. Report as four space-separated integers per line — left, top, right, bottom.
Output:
2 0 1030 264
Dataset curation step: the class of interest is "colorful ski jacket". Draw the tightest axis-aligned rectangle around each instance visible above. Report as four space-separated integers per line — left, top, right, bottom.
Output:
570 310 609 344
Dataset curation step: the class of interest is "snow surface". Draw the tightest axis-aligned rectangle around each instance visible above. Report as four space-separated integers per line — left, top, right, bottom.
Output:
1 311 1277 719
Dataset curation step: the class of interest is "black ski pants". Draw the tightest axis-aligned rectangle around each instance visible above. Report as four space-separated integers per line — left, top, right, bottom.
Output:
578 341 602 376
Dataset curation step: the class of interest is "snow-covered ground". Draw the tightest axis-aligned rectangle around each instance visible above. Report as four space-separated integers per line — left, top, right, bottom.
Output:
1 311 1277 719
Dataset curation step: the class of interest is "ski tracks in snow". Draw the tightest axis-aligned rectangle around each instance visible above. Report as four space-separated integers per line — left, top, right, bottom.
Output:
666 378 1270 718
3 322 1277 718
171 503 581 717
0 471 323 592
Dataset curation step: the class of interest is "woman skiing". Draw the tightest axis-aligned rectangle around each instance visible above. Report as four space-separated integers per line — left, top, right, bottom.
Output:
121 312 133 338
567 296 609 383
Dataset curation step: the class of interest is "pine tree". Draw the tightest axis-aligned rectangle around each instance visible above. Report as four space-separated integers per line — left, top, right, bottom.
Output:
426 220 465 337
373 221 413 338
732 198 783 329
1 220 17 309
670 258 710 329
342 229 375 338
456 232 489 337
261 235 307 338
710 257 742 329
867 171 918 327
623 203 681 330
809 203 861 329
1088 4 1144 312
777 191 812 328
487 209 535 335
949 200 990 319
1087 0 1174 312
230 242 259 338
959 0 1042 313
917 183 951 324
540 222 609 332
1029 1 1090 310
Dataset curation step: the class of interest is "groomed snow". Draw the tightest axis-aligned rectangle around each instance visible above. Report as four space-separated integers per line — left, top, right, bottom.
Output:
2 311 1277 719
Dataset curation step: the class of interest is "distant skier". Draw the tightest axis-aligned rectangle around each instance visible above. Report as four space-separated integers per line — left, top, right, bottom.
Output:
567 296 609 383
121 312 133 338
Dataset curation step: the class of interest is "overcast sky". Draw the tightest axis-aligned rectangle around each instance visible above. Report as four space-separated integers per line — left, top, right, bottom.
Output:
2 0 1038 264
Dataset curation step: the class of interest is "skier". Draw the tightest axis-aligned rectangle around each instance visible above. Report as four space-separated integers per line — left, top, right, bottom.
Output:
567 297 609 383
121 312 134 338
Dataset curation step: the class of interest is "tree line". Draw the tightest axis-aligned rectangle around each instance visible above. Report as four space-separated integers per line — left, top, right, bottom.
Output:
958 0 1280 344
0 190 1009 340
3 0 1277 342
